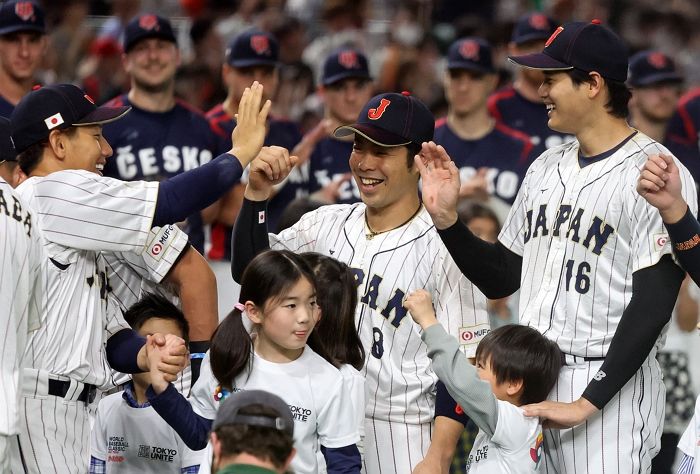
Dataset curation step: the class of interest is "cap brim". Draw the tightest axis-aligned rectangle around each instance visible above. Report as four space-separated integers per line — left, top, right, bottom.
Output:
507 52 573 71
0 25 45 36
334 124 411 147
629 73 684 87
74 106 131 126
228 59 278 68
447 62 496 74
323 71 371 86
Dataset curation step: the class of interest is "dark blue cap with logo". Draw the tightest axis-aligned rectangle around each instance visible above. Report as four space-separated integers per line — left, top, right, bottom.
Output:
334 91 434 147
511 12 556 45
123 13 177 53
628 50 683 87
508 20 628 82
226 29 279 68
0 0 45 36
11 84 130 153
0 117 16 163
447 37 495 74
322 48 371 86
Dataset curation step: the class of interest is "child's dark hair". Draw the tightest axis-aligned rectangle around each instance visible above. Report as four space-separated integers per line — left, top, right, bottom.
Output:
301 253 365 370
475 325 561 405
123 292 189 343
457 201 501 231
209 250 318 389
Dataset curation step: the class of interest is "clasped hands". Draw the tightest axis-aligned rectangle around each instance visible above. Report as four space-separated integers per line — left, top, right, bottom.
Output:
138 333 189 393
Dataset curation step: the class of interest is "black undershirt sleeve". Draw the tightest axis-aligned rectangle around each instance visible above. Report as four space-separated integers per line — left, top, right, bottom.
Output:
230 198 272 283
665 207 700 286
582 254 683 408
436 220 522 299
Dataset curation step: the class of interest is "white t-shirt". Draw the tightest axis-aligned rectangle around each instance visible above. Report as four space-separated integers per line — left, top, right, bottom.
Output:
678 396 700 473
91 391 202 472
190 347 360 474
467 401 543 473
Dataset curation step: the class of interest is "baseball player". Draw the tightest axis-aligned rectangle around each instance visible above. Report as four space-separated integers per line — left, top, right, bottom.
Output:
102 13 220 256
0 118 43 473
304 47 374 204
436 37 533 206
0 0 46 117
207 28 303 256
9 81 269 472
417 20 698 473
231 92 488 474
488 12 574 158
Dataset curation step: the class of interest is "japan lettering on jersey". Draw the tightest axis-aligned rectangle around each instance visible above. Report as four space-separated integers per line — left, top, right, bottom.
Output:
269 203 488 424
307 137 360 204
0 180 43 436
488 85 574 159
499 133 698 356
434 118 533 204
102 96 218 181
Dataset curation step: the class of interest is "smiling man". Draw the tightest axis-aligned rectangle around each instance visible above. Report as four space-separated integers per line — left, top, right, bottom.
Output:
416 20 698 473
0 0 47 117
231 92 488 474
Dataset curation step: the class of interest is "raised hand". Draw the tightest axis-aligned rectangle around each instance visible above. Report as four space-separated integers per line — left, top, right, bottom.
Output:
414 142 461 229
403 289 438 330
244 146 299 201
230 81 273 167
637 153 688 224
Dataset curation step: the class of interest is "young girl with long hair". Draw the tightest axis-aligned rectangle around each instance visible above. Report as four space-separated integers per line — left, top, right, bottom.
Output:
146 250 361 474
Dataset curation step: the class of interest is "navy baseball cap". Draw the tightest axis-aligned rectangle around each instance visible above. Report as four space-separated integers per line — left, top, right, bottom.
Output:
0 1 45 36
511 12 556 45
508 20 629 82
123 13 177 53
628 50 683 87
11 84 130 153
334 91 434 147
226 29 279 68
212 390 294 437
447 37 495 74
322 48 371 86
0 117 16 163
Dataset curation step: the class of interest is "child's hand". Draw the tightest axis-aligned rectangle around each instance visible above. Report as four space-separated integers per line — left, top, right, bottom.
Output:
145 334 189 393
403 289 438 329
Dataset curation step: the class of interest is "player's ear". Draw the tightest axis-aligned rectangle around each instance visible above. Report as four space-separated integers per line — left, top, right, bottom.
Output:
587 72 604 99
47 129 67 159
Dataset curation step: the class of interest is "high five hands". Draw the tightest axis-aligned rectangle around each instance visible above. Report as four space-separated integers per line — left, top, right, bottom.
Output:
414 142 461 229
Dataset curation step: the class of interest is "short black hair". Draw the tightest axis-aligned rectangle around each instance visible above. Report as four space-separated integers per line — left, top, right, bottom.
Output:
457 201 501 231
566 69 631 119
475 325 561 405
17 127 80 175
123 292 189 343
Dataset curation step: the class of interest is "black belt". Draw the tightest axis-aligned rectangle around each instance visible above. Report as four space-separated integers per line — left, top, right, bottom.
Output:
48 378 97 404
560 353 606 364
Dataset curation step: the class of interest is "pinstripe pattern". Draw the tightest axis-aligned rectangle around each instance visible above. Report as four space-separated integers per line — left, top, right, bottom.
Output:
499 132 697 473
677 397 700 474
362 418 432 474
270 203 487 473
0 180 43 441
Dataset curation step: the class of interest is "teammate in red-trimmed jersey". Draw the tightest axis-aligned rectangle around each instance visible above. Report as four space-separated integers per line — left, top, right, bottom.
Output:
487 13 574 158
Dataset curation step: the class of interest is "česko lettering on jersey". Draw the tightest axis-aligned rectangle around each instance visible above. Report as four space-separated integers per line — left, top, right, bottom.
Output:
499 133 698 357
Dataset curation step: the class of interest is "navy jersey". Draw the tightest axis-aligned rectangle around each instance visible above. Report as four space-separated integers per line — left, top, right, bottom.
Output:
433 118 532 204
0 93 14 117
488 85 574 158
666 87 700 186
207 103 304 259
102 94 219 252
307 137 359 204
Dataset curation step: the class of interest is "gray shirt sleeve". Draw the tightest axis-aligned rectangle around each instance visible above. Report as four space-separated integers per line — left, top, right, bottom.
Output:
422 324 499 436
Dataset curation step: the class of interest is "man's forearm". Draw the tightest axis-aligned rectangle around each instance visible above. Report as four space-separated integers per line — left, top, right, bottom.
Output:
230 197 272 282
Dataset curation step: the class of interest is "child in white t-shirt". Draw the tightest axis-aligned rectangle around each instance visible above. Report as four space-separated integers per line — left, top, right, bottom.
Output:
404 289 561 473
90 293 201 473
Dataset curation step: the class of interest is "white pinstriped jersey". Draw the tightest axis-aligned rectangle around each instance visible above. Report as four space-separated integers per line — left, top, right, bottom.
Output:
499 132 698 357
0 180 43 436
271 203 488 424
15 170 160 387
